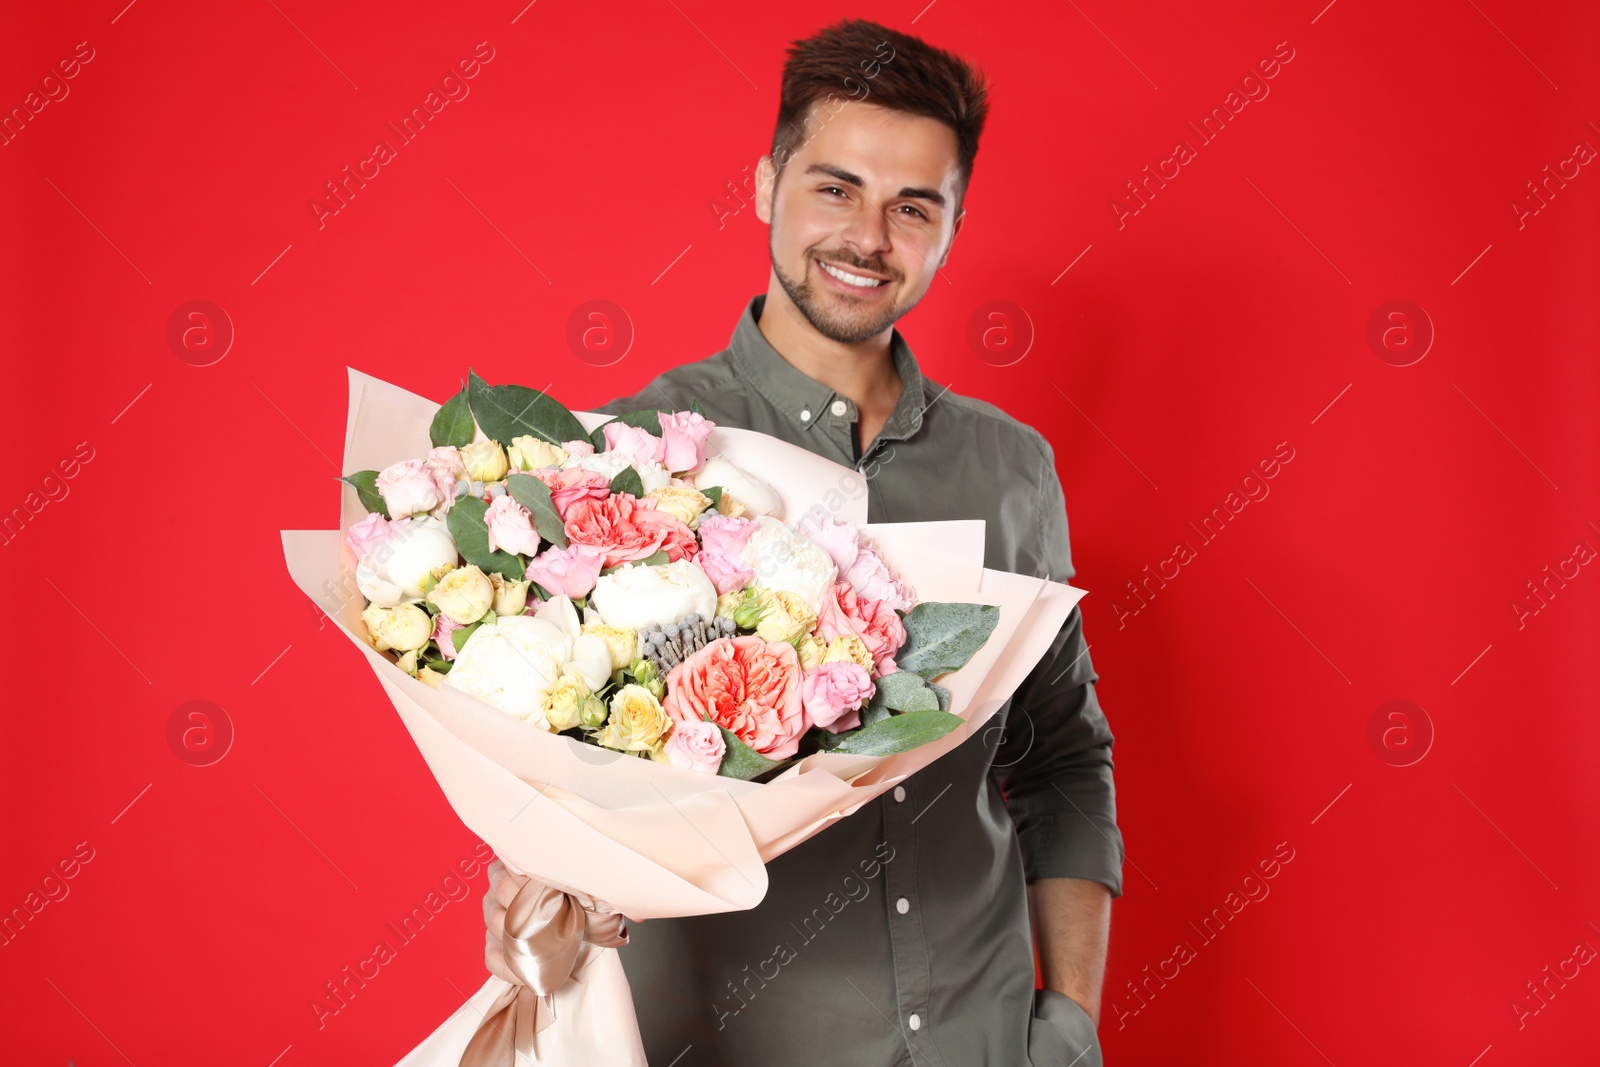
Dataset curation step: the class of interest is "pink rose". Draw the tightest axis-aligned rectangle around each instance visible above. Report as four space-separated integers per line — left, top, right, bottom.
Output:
564 494 679 568
432 611 465 661
816 581 907 677
663 717 726 774
484 495 542 556
532 467 612 521
602 422 667 468
802 660 875 733
658 411 715 473
694 514 756 594
525 542 608 599
345 512 398 559
663 635 807 759
375 458 443 517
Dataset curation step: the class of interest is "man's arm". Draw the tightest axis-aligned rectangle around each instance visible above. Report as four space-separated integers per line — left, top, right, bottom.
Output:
992 433 1124 1023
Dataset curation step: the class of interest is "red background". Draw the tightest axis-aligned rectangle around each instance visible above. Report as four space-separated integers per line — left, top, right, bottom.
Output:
3 1 1597 1064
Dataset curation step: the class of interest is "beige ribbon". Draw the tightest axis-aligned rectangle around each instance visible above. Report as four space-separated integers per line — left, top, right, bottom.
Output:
460 876 629 1067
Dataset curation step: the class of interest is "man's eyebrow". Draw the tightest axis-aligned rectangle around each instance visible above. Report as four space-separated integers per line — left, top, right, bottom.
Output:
803 163 946 209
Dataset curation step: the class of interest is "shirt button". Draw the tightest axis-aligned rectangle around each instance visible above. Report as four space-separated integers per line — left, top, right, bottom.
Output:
908 1014 922 1031
895 897 910 914
893 786 906 802
830 399 847 417
800 409 811 421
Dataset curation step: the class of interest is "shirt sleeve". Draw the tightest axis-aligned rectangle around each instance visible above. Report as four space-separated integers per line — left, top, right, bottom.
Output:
991 432 1125 897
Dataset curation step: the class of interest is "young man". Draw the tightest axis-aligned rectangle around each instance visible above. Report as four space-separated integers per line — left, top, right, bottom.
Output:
483 19 1123 1066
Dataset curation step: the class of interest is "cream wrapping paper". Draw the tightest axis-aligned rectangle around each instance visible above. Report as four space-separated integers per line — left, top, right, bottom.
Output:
280 369 1087 1066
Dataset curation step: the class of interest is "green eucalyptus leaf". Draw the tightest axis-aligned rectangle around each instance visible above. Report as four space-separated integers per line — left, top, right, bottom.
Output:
446 496 525 580
466 369 588 447
505 472 568 548
450 620 485 653
430 385 475 448
715 727 781 781
926 681 951 712
896 602 1000 679
608 466 644 498
873 670 929 711
700 485 722 509
824 710 964 757
339 471 390 519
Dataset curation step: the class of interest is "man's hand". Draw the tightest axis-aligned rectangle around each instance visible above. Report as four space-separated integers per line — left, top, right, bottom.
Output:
482 858 527 984
1029 876 1112 1024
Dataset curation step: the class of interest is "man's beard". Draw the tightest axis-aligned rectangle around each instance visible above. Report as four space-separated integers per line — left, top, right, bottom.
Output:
770 236 917 346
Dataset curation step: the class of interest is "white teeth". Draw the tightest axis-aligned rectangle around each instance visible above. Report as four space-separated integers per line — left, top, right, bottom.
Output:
820 261 886 288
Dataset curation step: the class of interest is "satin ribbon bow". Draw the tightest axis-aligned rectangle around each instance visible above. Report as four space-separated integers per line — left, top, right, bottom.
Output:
460 875 629 1067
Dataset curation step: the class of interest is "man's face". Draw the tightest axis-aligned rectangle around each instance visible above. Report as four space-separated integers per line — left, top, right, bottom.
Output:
756 99 965 345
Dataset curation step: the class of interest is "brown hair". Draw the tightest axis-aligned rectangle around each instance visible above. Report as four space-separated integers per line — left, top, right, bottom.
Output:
770 18 990 213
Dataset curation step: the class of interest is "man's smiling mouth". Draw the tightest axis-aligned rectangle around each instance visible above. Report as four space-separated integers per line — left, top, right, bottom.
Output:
818 259 889 289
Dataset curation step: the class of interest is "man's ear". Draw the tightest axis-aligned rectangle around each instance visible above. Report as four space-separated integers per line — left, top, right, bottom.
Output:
937 209 967 269
755 155 778 225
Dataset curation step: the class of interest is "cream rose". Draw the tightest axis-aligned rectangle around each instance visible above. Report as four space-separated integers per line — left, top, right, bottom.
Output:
541 673 592 732
597 683 672 755
581 621 639 671
427 564 494 624
824 633 874 674
360 603 432 653
508 435 567 472
490 573 532 615
460 439 510 483
646 486 712 527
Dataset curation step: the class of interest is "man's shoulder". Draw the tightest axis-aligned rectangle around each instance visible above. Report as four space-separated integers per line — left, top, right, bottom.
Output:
597 349 741 416
924 377 1054 466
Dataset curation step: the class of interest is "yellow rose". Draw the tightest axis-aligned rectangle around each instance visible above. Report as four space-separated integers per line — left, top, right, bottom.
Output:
645 486 712 527
582 622 639 671
597 683 671 753
716 492 749 519
794 632 827 671
542 673 592 732
508 435 567 472
755 589 816 643
460 439 510 482
824 634 874 674
427 564 495 625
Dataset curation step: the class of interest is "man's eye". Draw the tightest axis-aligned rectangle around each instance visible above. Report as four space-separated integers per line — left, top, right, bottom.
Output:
898 205 928 220
822 186 847 197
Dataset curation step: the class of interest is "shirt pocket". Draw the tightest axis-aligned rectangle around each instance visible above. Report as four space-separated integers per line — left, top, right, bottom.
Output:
1026 988 1102 1067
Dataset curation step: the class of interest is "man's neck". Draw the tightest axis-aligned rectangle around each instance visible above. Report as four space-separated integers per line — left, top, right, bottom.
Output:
756 283 904 447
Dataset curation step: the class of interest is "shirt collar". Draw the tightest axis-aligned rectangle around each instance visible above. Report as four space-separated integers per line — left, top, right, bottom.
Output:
727 293 928 443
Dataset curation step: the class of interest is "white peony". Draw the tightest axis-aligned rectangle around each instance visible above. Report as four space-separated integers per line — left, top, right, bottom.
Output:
356 554 406 607
381 516 460 599
692 457 783 519
739 515 838 616
589 559 718 631
529 595 613 691
444 614 571 726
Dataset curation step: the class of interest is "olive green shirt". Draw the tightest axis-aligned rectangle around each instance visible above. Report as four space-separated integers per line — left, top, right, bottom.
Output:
600 294 1123 1066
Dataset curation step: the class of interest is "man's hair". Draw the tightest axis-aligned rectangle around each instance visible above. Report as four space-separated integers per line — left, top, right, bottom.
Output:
770 18 989 214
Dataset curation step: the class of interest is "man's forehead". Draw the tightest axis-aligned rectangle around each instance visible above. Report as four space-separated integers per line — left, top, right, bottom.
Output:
796 103 960 196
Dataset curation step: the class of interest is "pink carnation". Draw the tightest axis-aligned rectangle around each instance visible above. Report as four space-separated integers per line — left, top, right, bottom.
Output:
431 611 465 662
801 515 915 611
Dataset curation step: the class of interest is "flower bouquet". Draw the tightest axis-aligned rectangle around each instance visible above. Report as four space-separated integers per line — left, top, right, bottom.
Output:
281 369 1086 1066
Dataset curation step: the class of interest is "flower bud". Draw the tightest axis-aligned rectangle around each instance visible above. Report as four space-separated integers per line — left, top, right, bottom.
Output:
629 658 664 699
490 573 532 616
577 693 609 730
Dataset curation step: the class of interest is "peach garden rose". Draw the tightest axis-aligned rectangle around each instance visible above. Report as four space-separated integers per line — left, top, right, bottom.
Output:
662 634 807 760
